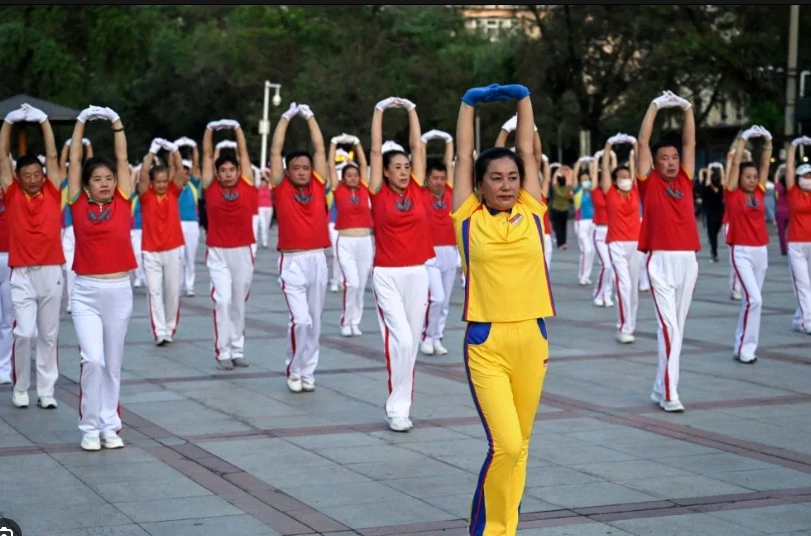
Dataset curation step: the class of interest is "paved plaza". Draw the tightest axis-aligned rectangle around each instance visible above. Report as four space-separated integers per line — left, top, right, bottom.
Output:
1 220 810 536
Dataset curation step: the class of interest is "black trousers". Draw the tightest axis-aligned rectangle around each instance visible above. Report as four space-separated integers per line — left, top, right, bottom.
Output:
706 216 723 258
550 209 569 246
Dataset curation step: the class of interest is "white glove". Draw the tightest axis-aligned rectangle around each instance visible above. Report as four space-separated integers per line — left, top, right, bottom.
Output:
149 138 165 155
606 134 622 145
101 106 121 123
394 97 416 111
624 134 637 144
790 136 811 147
652 91 672 110
541 154 549 163
343 133 360 145
381 140 405 153
4 107 27 125
206 120 224 131
594 150 604 159
297 104 314 120
21 103 48 124
82 138 91 146
375 97 398 111
501 115 517 133
665 90 692 111
740 126 759 141
174 136 196 148
161 140 179 153
756 125 773 141
219 119 240 130
215 140 237 150
281 103 299 121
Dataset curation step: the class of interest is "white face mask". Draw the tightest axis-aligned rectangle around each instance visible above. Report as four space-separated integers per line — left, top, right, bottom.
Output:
617 178 633 192
800 177 811 191
582 180 592 190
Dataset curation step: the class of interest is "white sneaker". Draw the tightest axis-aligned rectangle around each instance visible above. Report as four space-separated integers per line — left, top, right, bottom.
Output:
792 325 811 335
0 376 11 385
287 377 303 393
12 390 29 408
216 359 234 371
81 435 101 451
340 326 353 337
185 290 195 297
593 297 605 307
731 290 743 301
579 279 590 286
420 340 435 355
659 399 685 412
433 342 449 355
329 283 339 293
37 396 58 409
734 353 757 364
604 298 614 307
616 332 635 344
387 416 411 432
639 286 650 292
650 390 662 404
301 380 315 392
102 436 124 449
351 325 363 336
164 335 173 343
133 279 143 288
232 358 250 368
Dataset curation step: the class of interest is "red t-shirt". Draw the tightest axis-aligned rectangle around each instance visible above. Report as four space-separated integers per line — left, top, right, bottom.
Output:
592 187 608 225
274 173 331 250
204 177 258 248
787 185 811 242
541 194 552 236
0 196 9 252
606 185 641 243
725 187 768 247
258 186 272 208
6 180 65 267
140 182 185 252
420 185 456 246
637 168 701 253
371 177 435 267
70 189 137 275
334 183 373 231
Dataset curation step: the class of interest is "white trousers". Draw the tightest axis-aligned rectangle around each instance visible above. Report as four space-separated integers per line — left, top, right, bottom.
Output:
279 250 328 382
731 245 768 358
723 223 742 294
575 218 595 282
609 241 640 334
646 251 698 403
544 234 552 271
638 250 650 290
72 276 132 439
251 214 260 249
62 225 76 311
130 230 145 285
208 246 254 361
11 265 63 397
373 265 429 419
0 252 12 381
336 235 374 328
328 222 341 286
423 245 457 344
143 247 182 340
592 224 614 301
788 242 811 332
257 207 273 248
181 221 200 294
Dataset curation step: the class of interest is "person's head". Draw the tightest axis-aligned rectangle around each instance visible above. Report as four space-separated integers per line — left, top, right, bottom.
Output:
612 165 632 191
425 158 447 196
15 154 46 196
651 141 681 180
711 167 723 186
739 162 759 193
341 162 361 188
181 159 192 185
149 164 170 196
796 163 811 191
556 174 566 186
285 150 313 187
81 156 117 202
474 147 524 211
382 150 411 192
578 170 591 187
214 154 240 188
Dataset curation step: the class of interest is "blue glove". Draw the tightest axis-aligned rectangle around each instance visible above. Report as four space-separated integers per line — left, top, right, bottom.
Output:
462 84 530 106
496 84 530 100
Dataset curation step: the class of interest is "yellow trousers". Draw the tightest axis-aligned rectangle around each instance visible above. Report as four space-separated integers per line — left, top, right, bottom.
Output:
465 318 549 536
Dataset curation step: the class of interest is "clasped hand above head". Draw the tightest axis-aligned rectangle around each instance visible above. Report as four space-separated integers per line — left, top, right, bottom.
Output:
462 83 530 106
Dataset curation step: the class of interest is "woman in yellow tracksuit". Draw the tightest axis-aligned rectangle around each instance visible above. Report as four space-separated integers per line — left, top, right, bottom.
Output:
451 84 555 536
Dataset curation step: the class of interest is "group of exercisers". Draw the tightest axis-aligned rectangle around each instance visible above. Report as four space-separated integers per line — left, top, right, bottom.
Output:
1 83 810 536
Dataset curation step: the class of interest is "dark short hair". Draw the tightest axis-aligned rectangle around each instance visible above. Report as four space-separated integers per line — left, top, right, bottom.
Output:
651 141 681 159
426 158 446 176
740 162 758 176
611 165 631 182
215 154 239 172
15 154 41 176
81 156 116 188
382 150 409 170
285 151 312 168
474 147 524 186
341 162 359 180
149 165 169 181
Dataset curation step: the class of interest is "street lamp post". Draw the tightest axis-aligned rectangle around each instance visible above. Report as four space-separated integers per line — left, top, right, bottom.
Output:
259 81 282 172
784 5 799 153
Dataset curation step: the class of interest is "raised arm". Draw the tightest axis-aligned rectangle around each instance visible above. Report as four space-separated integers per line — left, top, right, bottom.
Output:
495 115 516 148
168 144 185 190
443 135 454 186
369 106 384 194
67 119 87 201
681 105 696 179
636 103 659 178
452 102 475 210
201 127 215 188
786 138 805 190
234 124 252 185
111 114 131 198
270 105 297 187
191 144 201 179
300 106 328 181
601 141 613 194
407 104 425 186
515 96 542 202
0 119 14 190
758 129 773 187
139 141 157 196
727 137 745 191
59 141 70 179
356 141 369 185
327 141 340 191
39 119 60 187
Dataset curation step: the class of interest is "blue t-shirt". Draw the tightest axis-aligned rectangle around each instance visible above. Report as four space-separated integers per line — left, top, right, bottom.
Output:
60 178 73 227
178 177 201 222
573 185 594 220
131 194 142 230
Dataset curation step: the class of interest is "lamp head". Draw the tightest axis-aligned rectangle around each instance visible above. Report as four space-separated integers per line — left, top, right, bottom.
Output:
272 93 282 107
